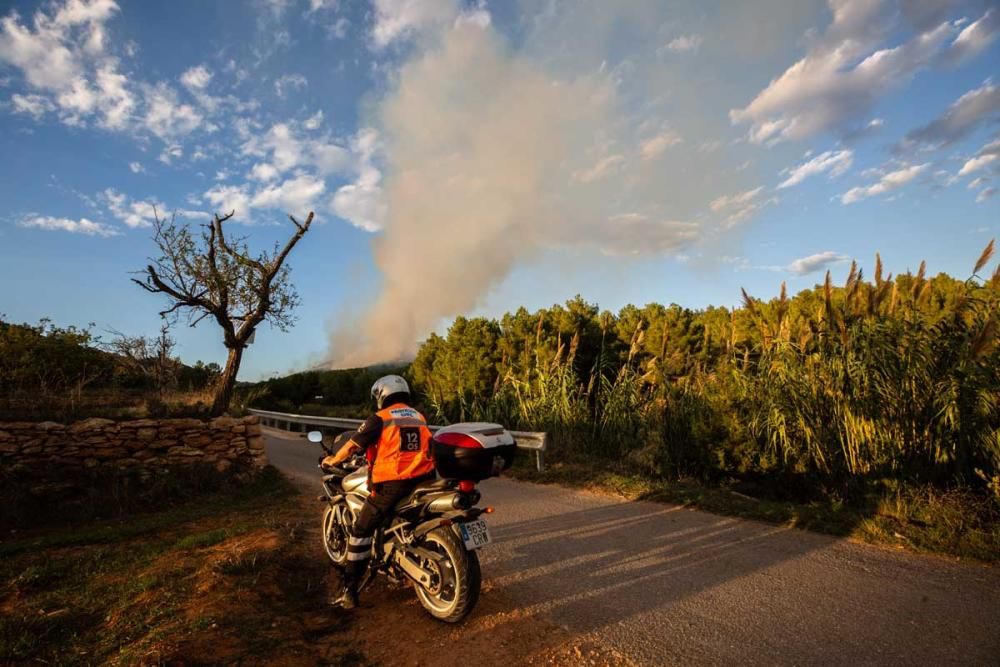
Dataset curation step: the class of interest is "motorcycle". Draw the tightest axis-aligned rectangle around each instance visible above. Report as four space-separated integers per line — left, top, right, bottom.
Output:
309 423 515 622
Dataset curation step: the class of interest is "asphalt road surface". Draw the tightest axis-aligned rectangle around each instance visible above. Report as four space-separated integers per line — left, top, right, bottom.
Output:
265 429 1000 666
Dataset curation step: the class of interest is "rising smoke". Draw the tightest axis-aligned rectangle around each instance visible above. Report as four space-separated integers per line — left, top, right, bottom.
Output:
329 7 748 367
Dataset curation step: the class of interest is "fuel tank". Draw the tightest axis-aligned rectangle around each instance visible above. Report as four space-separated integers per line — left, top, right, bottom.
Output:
342 467 371 496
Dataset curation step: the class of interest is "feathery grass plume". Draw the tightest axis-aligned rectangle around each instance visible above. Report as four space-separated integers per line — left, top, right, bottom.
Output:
874 253 883 287
974 239 995 277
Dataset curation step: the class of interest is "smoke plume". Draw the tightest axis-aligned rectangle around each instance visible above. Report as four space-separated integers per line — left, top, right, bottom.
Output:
329 10 740 367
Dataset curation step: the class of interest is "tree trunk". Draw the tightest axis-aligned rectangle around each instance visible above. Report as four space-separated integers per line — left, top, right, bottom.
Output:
211 345 244 416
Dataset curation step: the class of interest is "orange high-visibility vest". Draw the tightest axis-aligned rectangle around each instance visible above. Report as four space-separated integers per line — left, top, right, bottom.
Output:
370 403 434 484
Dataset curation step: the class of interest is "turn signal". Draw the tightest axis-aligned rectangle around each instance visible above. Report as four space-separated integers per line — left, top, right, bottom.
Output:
483 506 495 514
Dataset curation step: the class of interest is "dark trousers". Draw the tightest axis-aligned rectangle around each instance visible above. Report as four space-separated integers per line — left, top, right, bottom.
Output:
344 475 432 584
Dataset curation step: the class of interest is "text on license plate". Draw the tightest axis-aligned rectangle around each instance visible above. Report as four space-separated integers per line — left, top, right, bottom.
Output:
459 519 492 550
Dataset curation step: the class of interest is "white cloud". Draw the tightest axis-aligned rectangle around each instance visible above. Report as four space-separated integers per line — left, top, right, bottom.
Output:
142 83 202 139
329 16 350 38
778 149 853 188
330 127 386 232
573 154 626 183
10 93 55 118
94 64 134 129
180 64 212 91
250 173 326 214
959 152 998 177
661 34 702 53
157 143 182 164
370 0 489 48
967 176 986 189
204 184 252 218
274 73 307 98
303 110 324 130
709 186 773 226
730 2 991 144
20 214 119 236
901 81 1000 150
248 162 279 182
242 120 352 176
944 9 999 64
128 160 144 173
0 0 135 130
710 186 762 212
976 186 997 203
101 187 161 227
840 163 929 204
308 0 339 12
639 130 682 160
787 251 850 275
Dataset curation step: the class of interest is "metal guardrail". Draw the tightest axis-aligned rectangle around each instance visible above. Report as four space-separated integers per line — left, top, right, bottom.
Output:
248 408 547 471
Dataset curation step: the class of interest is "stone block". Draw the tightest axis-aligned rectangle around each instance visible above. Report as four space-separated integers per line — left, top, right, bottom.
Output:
211 416 236 429
136 428 157 440
37 421 66 431
70 418 116 433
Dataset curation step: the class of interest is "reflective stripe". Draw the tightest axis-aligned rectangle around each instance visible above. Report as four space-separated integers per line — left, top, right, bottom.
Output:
348 536 372 546
347 551 371 561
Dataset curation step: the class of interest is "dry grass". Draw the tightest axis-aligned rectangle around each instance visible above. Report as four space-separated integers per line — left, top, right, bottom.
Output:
0 468 363 666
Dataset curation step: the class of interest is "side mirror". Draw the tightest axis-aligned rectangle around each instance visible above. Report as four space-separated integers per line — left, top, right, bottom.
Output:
307 430 324 444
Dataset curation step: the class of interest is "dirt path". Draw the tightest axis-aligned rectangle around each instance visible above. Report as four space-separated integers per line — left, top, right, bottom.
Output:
267 429 1000 666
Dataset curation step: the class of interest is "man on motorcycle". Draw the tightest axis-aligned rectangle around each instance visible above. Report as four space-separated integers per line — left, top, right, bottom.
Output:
320 374 435 609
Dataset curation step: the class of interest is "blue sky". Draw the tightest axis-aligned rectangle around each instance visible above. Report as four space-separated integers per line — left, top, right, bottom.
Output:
1 0 998 379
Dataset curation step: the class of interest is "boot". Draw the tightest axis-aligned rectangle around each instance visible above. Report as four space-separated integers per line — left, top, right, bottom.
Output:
332 574 359 610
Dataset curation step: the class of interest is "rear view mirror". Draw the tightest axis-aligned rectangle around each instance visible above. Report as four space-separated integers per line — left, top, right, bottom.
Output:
307 430 324 444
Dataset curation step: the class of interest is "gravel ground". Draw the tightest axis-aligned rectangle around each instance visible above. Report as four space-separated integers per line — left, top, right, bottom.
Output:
266 429 1000 666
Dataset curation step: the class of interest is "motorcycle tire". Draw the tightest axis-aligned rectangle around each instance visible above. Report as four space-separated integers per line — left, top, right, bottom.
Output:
413 526 481 623
322 504 349 568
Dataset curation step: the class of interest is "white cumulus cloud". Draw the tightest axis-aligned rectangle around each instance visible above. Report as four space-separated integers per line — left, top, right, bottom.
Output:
778 149 853 188
20 214 119 237
180 64 212 91
787 250 850 275
330 128 386 232
730 2 995 145
840 163 929 204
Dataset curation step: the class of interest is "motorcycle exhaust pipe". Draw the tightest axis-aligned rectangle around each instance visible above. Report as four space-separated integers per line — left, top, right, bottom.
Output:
426 492 478 513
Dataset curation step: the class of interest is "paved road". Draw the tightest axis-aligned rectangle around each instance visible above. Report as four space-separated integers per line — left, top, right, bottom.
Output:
265 429 1000 666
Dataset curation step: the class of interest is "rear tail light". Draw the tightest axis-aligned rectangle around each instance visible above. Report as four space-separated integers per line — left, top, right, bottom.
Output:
434 432 482 449
458 480 476 494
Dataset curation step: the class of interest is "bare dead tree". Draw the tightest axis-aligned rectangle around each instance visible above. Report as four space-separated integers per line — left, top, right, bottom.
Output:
133 209 314 415
104 323 178 395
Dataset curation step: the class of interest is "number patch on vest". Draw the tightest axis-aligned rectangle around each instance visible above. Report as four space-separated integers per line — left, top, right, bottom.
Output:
399 427 421 452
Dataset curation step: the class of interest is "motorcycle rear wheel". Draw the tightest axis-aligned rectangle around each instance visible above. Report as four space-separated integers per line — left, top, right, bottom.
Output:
413 526 481 623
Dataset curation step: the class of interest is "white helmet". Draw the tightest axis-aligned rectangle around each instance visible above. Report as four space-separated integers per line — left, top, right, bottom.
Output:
371 374 410 409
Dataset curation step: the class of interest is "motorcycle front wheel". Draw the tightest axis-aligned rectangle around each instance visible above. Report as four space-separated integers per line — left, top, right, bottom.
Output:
322 504 349 567
413 526 481 623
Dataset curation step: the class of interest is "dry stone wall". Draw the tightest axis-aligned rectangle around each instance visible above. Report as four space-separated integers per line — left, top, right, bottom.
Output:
0 415 267 474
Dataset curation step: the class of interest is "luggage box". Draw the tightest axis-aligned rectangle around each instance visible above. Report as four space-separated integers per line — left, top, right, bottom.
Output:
432 423 517 481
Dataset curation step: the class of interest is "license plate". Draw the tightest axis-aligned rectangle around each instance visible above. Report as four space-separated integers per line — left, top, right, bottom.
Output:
459 519 492 550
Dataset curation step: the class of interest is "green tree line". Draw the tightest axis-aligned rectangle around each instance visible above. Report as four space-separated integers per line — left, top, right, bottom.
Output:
410 245 1000 502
